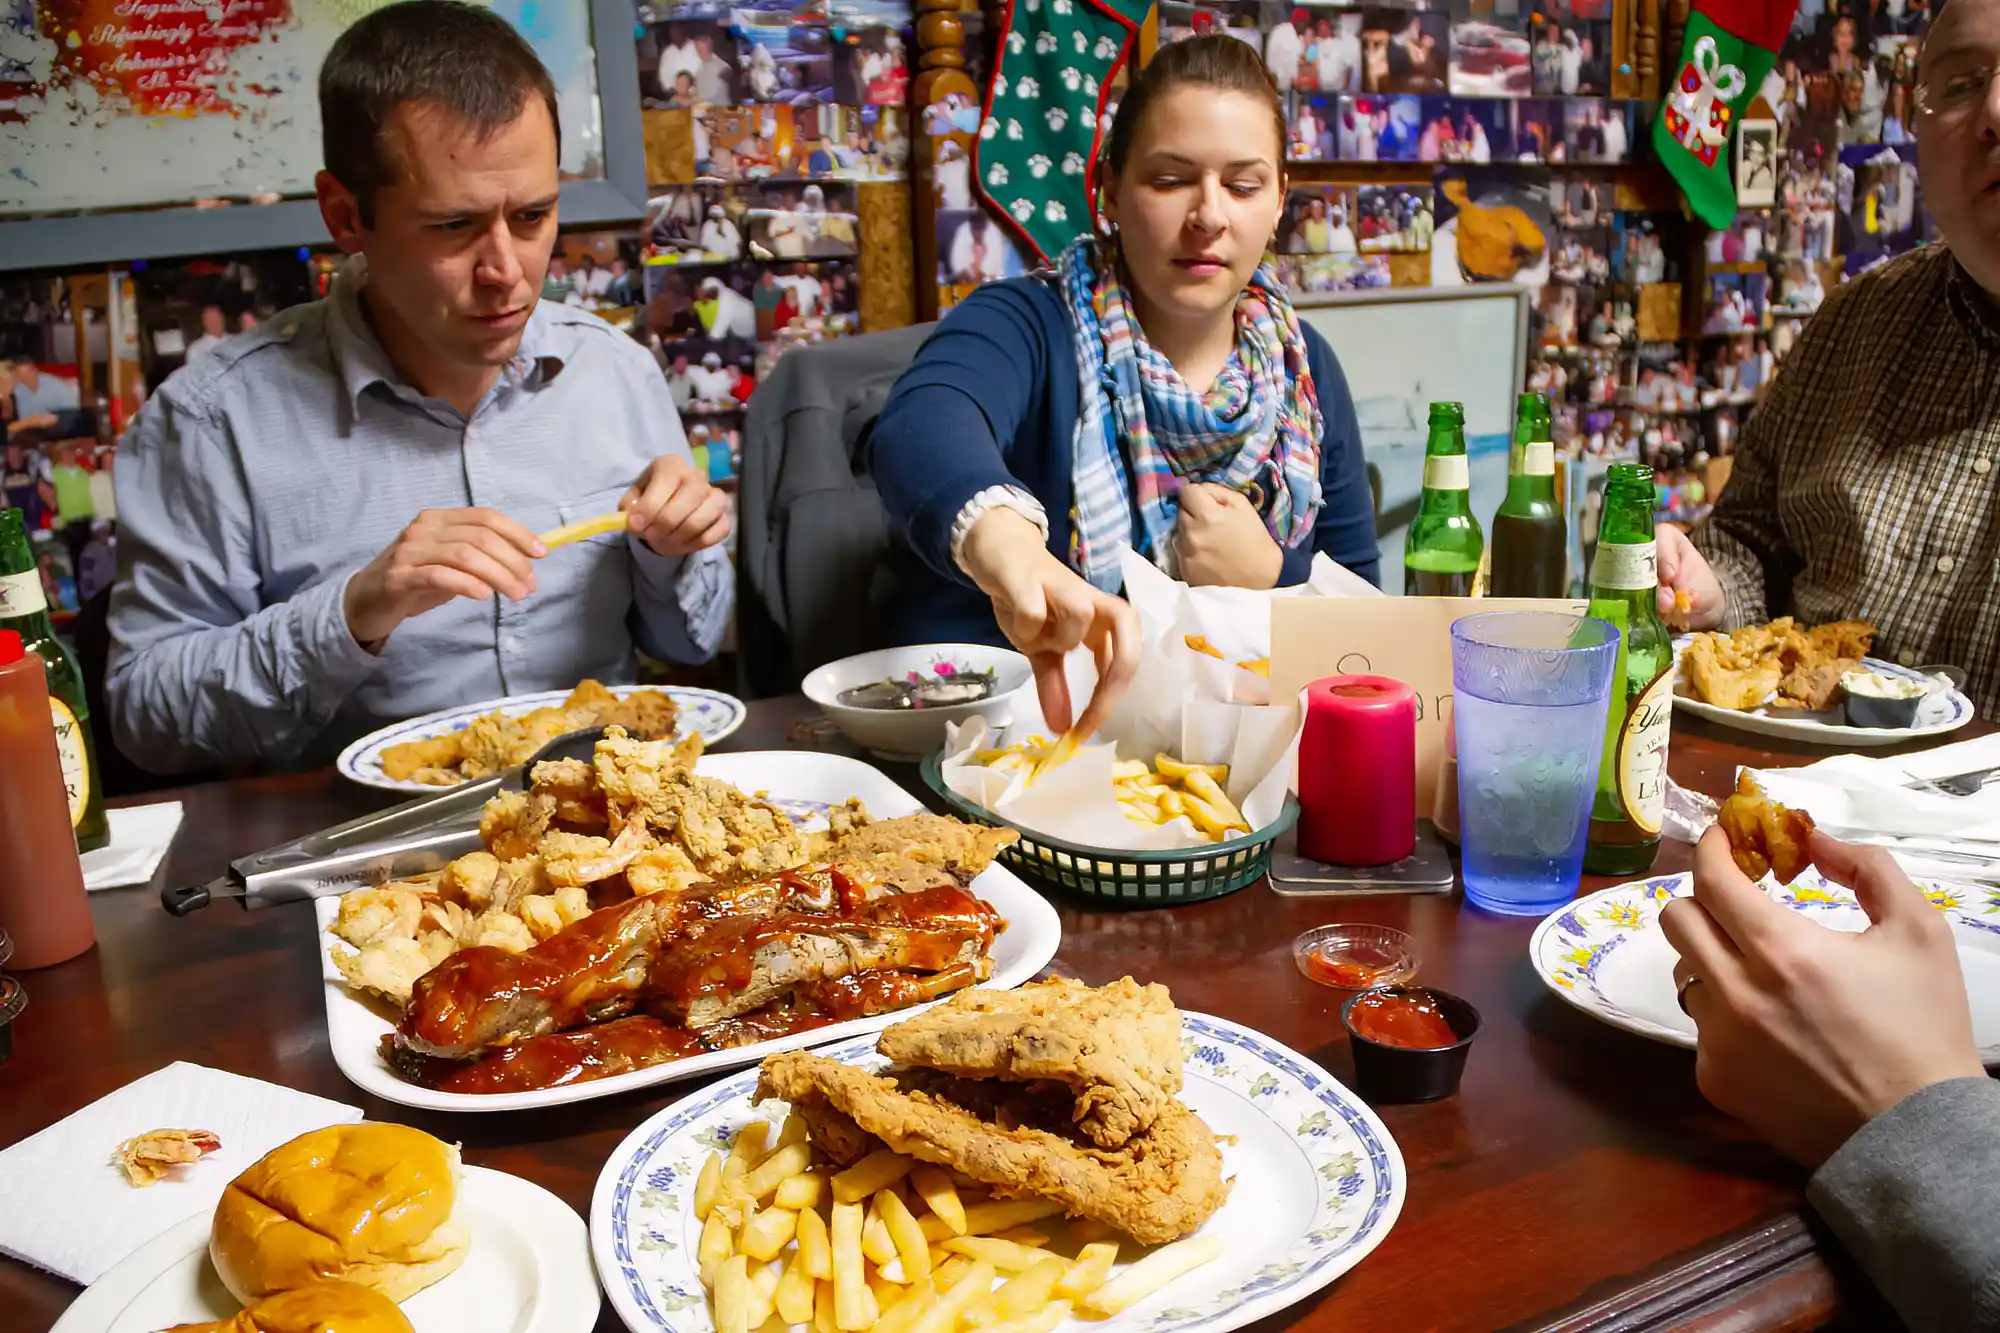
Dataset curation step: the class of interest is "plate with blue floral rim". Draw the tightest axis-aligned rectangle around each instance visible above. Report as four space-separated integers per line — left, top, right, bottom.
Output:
337 684 747 791
590 1012 1407 1333
1530 869 2000 1059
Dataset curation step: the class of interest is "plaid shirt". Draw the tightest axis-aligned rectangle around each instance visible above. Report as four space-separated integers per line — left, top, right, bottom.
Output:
1690 244 2000 719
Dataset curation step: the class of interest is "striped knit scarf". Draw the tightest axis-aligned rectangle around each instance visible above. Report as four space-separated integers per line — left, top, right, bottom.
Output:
1054 236 1324 593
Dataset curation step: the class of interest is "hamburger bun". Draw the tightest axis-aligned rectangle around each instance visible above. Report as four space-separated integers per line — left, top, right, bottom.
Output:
165 1281 416 1333
210 1123 469 1306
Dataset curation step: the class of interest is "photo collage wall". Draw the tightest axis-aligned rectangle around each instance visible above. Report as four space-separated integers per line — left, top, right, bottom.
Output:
614 0 915 480
1162 0 1637 165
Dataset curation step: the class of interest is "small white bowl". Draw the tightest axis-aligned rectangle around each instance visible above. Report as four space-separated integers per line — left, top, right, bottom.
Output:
802 644 1033 761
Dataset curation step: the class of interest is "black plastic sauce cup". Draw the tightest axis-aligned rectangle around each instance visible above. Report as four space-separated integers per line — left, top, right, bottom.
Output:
1341 985 1482 1104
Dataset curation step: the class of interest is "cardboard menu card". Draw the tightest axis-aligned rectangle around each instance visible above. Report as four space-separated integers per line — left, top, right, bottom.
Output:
1271 595 1588 817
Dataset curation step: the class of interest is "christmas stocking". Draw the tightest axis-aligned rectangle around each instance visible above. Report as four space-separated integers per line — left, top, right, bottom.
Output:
1653 0 1797 229
975 0 1151 264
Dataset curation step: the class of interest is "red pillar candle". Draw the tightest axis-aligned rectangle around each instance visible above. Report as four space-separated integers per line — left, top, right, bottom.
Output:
1298 675 1418 867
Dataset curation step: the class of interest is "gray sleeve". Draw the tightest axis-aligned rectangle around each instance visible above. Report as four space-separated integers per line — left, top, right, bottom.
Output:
105 393 379 774
1808 1076 2000 1333
623 349 733 665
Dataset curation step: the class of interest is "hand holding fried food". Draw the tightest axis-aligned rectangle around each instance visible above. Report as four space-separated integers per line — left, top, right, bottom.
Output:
1718 772 1817 884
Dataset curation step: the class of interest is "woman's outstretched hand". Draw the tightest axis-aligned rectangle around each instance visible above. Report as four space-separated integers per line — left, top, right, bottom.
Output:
961 509 1142 739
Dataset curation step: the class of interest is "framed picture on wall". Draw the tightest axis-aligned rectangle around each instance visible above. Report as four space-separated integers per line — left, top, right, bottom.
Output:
1735 118 1780 206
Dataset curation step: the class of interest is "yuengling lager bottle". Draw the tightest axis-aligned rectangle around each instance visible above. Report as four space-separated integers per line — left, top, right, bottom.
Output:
1581 463 1674 875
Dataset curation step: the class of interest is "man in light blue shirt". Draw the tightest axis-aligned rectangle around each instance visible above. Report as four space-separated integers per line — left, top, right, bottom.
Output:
107 1 734 774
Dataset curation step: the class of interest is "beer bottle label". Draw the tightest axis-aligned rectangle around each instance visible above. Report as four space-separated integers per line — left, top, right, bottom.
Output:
1523 441 1556 477
0 568 46 616
1616 669 1674 833
1590 539 1658 592
51 697 90 828
1422 455 1469 491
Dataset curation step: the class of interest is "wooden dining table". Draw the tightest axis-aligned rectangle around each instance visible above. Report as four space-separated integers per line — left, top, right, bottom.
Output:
1 697 1963 1333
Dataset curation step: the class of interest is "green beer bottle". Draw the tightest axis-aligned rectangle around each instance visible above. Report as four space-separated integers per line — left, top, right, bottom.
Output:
1581 464 1674 875
0 508 109 853
1404 402 1483 596
1488 393 1567 598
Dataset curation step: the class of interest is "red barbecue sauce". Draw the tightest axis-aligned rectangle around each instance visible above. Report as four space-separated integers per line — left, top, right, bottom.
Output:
1347 991 1459 1050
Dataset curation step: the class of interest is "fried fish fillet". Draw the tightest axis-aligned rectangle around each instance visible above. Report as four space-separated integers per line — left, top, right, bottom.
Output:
756 1051 1229 1245
875 978 1182 1149
1718 772 1817 884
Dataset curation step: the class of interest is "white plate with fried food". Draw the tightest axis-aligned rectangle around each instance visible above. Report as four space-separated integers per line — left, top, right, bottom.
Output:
51 1166 598 1333
590 1001 1406 1333
1672 628 1971 746
316 750 1063 1113
338 680 748 791
1530 870 2000 1058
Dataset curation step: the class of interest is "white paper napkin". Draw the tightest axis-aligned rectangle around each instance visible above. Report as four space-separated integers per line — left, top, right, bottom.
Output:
1746 733 2000 845
0 1062 362 1284
81 801 186 891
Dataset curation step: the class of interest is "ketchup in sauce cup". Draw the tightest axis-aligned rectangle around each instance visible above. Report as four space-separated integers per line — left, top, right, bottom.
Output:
1340 986 1482 1104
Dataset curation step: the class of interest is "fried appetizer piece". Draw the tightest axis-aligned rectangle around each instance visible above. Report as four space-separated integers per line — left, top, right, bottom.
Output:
876 978 1182 1149
1717 772 1817 884
756 1052 1228 1246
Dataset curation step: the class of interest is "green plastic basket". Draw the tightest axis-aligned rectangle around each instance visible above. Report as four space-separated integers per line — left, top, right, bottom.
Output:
919 753 1299 905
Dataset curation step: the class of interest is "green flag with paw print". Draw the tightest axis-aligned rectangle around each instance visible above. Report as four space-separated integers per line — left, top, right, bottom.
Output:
974 0 1152 264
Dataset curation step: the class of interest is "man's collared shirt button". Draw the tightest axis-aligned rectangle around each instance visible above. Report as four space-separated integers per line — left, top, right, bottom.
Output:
1898 650 1916 667
1937 554 1958 574
1975 457 1993 476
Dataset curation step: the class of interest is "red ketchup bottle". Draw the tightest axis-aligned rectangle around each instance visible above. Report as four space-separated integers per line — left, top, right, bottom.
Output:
0 628 95 968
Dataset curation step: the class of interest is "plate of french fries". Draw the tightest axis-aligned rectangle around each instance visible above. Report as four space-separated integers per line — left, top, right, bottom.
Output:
591 1016 1406 1333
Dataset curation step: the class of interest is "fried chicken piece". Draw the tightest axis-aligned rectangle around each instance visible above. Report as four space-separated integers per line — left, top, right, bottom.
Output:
819 814 1020 882
1775 657 1855 711
876 978 1182 1149
1681 633 1782 711
1807 619 1876 663
594 727 808 880
379 731 465 783
1718 772 1817 884
601 688 682 740
757 1052 1228 1245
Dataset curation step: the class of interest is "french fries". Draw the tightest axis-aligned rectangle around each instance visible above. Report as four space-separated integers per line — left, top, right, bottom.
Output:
695 1117 1217 1333
967 742 1252 843
1081 1237 1221 1316
538 511 629 550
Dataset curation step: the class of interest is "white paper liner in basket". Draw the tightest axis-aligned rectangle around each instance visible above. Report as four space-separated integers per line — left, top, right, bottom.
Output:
939 549 1380 853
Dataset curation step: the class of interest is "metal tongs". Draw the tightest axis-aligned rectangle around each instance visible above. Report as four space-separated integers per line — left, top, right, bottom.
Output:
160 728 609 916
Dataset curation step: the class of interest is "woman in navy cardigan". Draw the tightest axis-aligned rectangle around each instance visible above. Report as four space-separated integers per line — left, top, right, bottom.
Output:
869 35 1380 737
